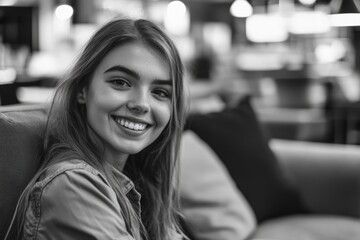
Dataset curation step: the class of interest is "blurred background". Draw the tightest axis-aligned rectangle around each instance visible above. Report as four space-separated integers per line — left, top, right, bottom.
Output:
1 0 360 144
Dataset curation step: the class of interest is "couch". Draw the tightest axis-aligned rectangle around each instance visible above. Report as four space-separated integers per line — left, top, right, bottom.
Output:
1 102 360 240
179 96 360 240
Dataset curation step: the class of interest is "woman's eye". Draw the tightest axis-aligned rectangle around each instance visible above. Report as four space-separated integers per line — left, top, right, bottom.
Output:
109 79 130 88
153 89 170 99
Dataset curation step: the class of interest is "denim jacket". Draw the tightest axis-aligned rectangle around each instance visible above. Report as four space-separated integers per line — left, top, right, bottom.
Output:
21 159 140 240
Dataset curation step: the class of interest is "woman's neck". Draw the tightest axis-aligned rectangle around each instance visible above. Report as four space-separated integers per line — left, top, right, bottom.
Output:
104 150 129 172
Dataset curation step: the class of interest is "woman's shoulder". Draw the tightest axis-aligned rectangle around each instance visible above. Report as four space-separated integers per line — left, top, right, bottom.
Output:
33 159 111 195
42 159 102 178
24 159 133 240
28 159 121 216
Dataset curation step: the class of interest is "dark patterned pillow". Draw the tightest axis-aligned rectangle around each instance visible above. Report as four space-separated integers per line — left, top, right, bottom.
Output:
185 96 307 222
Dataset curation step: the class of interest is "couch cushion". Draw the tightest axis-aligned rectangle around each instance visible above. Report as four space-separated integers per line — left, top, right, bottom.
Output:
252 215 360 240
270 139 360 218
185 96 307 222
179 131 256 240
0 105 47 240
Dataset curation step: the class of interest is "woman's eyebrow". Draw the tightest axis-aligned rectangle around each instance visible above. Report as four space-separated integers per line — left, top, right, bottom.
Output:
153 79 172 86
104 65 139 79
105 65 172 84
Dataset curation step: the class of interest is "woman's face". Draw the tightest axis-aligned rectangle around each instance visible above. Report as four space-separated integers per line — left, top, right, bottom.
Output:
80 42 172 163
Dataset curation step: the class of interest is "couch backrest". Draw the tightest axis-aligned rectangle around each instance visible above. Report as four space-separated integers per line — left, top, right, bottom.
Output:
0 104 47 239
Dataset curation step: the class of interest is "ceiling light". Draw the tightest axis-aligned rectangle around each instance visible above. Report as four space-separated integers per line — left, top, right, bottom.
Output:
330 0 360 27
288 11 330 34
298 0 316 6
55 4 74 20
246 14 288 42
164 1 190 36
230 0 253 18
331 0 360 14
330 14 360 27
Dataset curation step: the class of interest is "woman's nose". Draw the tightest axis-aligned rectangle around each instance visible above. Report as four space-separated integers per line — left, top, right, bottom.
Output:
126 91 150 114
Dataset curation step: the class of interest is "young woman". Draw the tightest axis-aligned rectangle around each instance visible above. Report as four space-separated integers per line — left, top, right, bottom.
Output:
6 18 186 240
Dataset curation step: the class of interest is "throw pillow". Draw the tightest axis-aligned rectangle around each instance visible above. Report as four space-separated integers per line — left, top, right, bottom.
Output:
179 131 256 240
185 96 308 222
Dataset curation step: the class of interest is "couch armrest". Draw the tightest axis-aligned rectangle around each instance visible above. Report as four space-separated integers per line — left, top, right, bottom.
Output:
269 139 360 218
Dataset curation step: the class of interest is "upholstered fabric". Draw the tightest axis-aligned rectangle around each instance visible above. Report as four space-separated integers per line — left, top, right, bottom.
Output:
270 139 360 217
185 96 307 222
179 131 256 240
252 215 360 240
0 105 47 240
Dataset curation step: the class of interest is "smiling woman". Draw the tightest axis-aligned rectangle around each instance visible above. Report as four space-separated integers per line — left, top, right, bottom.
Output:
80 42 173 167
5 18 186 240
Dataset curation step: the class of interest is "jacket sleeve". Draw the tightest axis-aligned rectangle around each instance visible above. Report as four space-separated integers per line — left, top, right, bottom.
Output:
35 169 134 240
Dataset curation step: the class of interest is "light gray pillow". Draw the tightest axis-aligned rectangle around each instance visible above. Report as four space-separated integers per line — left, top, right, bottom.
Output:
179 131 256 240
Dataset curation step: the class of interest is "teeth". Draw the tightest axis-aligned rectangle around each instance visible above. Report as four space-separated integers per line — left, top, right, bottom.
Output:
116 118 146 131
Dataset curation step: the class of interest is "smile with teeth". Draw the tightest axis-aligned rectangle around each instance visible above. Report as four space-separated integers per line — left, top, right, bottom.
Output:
115 117 147 131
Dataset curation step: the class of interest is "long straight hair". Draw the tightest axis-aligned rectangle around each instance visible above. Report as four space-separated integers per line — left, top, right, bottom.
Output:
9 18 186 240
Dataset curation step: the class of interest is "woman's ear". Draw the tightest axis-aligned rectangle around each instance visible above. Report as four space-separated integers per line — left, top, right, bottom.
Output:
77 88 87 104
